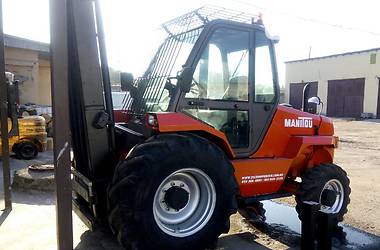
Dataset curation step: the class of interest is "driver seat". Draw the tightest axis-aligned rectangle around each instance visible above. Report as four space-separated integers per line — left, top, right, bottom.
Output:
225 76 248 101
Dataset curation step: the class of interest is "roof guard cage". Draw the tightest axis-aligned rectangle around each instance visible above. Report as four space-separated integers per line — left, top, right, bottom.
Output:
161 5 260 37
122 6 261 116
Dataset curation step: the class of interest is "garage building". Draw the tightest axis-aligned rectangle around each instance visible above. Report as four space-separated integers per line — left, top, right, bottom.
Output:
4 34 51 106
285 48 380 118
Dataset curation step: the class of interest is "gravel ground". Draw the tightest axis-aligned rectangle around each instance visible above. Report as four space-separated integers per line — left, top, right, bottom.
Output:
326 119 380 236
1 118 380 249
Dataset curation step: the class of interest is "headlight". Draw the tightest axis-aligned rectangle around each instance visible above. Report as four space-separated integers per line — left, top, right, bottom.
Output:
146 114 158 127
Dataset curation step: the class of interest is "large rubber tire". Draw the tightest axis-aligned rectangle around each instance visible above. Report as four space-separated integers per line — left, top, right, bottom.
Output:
107 133 238 250
296 163 351 222
15 141 38 160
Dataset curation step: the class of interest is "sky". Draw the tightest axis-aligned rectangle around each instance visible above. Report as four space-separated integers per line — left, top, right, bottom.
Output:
3 0 380 85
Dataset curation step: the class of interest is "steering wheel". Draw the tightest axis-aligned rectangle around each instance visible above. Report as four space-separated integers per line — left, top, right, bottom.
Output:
192 77 200 86
220 118 239 135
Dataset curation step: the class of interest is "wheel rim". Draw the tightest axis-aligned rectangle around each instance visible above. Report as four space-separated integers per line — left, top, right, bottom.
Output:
319 179 344 213
153 168 216 238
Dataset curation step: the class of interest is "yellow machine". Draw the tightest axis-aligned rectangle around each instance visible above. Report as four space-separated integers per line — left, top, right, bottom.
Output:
0 72 48 160
0 116 47 159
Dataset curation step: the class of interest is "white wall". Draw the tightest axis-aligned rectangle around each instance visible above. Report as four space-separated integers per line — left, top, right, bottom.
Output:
5 47 52 106
285 50 380 115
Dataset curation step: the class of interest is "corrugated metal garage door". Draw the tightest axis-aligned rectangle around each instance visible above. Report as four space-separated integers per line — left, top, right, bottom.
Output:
289 82 318 109
327 78 364 118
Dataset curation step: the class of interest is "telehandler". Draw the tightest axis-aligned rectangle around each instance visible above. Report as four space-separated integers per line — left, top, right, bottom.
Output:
52 2 350 249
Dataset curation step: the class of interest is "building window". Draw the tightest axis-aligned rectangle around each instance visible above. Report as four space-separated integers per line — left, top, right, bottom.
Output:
370 53 376 64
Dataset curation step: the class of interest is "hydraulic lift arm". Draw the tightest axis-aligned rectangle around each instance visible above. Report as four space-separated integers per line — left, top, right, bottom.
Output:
51 0 117 228
67 0 117 222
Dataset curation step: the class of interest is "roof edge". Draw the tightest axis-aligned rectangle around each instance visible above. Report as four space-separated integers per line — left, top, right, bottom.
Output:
285 47 380 64
4 34 49 53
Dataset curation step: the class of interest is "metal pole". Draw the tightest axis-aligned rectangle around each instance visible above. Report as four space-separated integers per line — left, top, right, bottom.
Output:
301 201 320 250
94 0 116 152
316 211 333 250
50 0 73 249
0 0 12 211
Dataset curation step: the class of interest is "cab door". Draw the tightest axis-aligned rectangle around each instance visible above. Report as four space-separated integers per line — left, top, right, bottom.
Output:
250 30 279 155
177 24 279 157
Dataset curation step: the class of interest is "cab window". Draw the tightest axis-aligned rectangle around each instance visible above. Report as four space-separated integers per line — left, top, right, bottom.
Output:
254 31 275 103
186 28 250 102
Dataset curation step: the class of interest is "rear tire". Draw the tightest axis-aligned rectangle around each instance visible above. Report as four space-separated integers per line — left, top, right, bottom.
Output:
107 133 238 250
15 141 38 160
296 163 350 222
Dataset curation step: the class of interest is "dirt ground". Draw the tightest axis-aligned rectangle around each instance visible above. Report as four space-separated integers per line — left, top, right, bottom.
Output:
334 119 380 235
277 119 380 236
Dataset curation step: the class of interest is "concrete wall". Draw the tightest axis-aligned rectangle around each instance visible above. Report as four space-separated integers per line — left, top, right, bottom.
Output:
4 47 51 106
285 50 380 115
38 59 52 105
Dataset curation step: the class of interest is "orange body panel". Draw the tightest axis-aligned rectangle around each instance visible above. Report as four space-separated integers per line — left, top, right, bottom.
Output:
147 105 336 197
152 112 235 158
233 158 292 196
253 105 331 158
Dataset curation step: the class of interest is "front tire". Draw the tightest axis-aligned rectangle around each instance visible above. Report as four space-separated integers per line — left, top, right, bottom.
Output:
296 163 351 222
107 133 238 250
15 141 38 160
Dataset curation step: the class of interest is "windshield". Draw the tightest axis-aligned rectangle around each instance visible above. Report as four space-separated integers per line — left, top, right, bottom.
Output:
128 28 202 115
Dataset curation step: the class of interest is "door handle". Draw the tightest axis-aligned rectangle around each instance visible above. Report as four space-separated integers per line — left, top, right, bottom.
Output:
264 104 271 111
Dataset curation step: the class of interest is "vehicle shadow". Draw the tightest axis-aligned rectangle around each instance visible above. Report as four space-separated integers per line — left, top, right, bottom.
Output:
217 232 272 250
74 230 123 250
74 230 273 250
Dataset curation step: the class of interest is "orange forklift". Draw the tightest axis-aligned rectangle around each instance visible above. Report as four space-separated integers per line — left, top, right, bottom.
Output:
52 2 350 249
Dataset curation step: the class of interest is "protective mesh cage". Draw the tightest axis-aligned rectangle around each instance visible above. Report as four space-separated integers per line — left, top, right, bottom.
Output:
162 5 259 37
122 6 259 116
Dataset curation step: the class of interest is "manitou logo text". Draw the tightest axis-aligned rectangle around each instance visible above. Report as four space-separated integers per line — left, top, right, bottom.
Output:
284 117 313 128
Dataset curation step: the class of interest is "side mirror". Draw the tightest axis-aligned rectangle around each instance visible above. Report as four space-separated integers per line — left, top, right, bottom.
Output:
5 72 14 83
177 66 193 93
307 96 321 105
307 96 324 115
120 72 134 92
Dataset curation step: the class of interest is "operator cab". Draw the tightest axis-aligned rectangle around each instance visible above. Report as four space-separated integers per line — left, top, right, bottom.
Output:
120 6 279 156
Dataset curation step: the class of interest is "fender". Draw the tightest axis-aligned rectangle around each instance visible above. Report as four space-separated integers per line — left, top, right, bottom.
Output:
284 135 337 178
153 112 235 158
